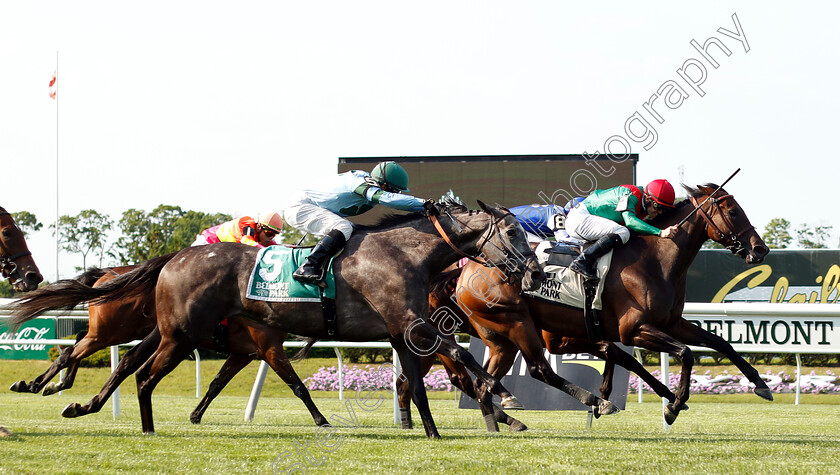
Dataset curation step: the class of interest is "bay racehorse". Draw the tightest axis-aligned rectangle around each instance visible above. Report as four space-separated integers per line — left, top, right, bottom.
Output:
7 266 330 427
0 207 43 292
396 267 678 431
10 202 617 437
403 184 770 427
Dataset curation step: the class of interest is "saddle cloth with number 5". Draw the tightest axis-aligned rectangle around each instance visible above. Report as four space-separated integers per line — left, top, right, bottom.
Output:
246 245 336 301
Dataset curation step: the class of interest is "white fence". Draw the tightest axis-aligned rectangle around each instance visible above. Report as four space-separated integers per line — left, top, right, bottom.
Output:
2 301 838 426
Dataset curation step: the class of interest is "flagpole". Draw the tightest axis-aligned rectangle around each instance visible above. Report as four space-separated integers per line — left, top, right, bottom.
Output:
55 50 59 282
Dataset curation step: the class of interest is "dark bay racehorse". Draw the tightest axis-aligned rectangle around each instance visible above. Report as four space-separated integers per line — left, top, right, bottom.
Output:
0 207 43 292
11 202 616 438
8 266 330 427
1 206 43 437
403 184 770 427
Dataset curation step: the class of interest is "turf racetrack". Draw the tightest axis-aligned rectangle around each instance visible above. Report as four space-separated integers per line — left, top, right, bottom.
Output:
1 392 838 473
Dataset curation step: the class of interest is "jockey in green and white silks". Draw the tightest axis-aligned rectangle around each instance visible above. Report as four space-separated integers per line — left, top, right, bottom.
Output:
283 161 429 287
565 179 680 282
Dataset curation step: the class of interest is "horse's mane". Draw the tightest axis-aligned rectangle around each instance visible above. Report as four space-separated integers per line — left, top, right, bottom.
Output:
355 197 469 232
647 183 725 227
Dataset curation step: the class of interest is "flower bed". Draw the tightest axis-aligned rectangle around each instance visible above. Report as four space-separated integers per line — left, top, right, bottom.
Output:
305 364 454 392
629 369 839 394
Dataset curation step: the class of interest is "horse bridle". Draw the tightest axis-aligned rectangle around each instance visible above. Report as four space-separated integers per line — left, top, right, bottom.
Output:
688 193 754 255
429 208 536 278
0 211 32 282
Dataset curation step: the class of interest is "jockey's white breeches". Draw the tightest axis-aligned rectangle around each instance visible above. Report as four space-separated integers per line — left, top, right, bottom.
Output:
283 199 354 240
565 205 631 244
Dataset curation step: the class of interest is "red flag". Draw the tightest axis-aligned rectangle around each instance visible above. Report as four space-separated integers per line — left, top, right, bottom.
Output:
49 71 56 100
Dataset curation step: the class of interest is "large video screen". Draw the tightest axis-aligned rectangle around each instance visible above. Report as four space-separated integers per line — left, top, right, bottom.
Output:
338 154 637 225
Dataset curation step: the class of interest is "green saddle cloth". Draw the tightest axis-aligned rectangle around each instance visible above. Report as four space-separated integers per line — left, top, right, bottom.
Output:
246 245 336 302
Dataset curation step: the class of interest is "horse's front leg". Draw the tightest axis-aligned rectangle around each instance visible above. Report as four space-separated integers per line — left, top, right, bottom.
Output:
632 323 694 425
391 338 440 439
669 318 773 401
403 320 520 411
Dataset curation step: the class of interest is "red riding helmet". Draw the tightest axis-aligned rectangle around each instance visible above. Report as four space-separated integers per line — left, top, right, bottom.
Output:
644 179 676 208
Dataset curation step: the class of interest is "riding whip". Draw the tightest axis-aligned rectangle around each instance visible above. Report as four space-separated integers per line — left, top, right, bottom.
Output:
676 167 741 228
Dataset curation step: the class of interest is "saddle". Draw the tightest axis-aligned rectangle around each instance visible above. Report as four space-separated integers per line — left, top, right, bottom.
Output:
526 240 613 341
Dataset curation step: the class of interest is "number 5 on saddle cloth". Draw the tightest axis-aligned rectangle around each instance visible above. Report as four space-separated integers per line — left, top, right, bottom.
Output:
246 245 339 336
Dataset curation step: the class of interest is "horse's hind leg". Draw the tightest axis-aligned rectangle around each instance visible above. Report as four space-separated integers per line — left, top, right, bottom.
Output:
669 318 773 401
62 329 161 419
633 323 694 425
261 346 329 427
476 337 527 432
501 320 619 416
135 337 194 434
396 352 438 430
191 354 253 424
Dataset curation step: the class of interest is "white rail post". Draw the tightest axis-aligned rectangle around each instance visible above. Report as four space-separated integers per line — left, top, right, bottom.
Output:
660 352 670 431
193 350 201 397
110 345 120 419
334 348 344 400
245 360 270 422
634 348 644 404
392 348 402 425
795 353 802 406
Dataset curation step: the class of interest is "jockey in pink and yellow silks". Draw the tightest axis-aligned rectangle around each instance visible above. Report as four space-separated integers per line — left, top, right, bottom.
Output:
192 211 284 249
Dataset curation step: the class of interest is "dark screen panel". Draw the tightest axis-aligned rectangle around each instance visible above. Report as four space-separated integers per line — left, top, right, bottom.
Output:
338 155 637 225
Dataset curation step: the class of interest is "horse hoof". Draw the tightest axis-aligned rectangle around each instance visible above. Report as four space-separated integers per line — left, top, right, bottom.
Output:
42 383 60 396
9 381 28 393
61 403 83 418
598 400 619 416
664 405 678 426
501 396 525 410
189 413 202 424
754 388 774 401
508 421 529 432
0 427 13 437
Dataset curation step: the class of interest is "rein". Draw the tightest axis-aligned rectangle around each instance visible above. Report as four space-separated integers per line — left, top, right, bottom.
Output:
0 211 32 280
687 194 754 254
428 209 534 275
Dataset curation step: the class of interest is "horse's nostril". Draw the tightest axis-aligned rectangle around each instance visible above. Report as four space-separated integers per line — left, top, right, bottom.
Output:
26 271 44 284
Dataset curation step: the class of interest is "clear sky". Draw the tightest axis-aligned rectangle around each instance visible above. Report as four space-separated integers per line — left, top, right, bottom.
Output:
2 2 839 281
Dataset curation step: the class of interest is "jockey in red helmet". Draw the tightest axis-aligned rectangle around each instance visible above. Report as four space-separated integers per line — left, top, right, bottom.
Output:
565 179 680 282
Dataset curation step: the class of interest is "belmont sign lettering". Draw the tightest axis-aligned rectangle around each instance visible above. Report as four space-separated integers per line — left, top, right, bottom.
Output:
686 316 836 353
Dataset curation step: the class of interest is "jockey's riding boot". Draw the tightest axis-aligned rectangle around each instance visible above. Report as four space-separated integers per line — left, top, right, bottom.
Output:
569 233 623 282
293 230 347 288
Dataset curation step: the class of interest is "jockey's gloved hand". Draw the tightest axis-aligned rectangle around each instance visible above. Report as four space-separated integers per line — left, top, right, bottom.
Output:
423 199 438 215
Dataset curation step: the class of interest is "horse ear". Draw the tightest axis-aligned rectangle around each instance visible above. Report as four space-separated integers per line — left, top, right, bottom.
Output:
477 200 492 214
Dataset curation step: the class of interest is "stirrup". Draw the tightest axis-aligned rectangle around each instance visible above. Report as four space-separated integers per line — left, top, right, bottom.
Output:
292 267 326 287
569 259 599 281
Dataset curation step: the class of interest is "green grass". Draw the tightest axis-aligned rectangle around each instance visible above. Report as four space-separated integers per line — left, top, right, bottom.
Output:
1 360 839 473
1 393 839 474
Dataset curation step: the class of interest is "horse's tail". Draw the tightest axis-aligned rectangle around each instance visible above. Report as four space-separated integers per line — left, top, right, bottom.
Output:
75 267 109 287
8 252 179 332
291 337 318 362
